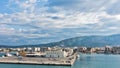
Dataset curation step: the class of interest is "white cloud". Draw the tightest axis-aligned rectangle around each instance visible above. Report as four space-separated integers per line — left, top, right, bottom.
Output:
108 26 118 30
0 0 120 45
99 12 120 20
20 33 50 38
0 25 50 38
0 27 15 35
1 0 118 29
0 14 3 18
1 0 120 31
110 0 118 3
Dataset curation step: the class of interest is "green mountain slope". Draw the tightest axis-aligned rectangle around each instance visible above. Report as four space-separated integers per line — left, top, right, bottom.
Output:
0 34 120 47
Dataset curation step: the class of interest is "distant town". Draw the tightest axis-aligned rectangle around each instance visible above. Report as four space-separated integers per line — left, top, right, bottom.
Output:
0 45 120 54
78 46 120 54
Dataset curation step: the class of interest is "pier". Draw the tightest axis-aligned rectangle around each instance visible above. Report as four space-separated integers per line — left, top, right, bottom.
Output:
0 54 77 66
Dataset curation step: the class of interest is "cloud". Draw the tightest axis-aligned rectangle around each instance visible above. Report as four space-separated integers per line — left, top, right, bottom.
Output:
1 0 119 29
0 0 120 45
47 0 118 12
19 33 50 38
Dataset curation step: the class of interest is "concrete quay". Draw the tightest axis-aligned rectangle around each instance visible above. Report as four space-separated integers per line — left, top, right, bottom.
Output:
0 54 77 66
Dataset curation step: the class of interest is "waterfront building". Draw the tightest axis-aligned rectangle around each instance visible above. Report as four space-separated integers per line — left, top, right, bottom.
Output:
40 47 51 53
63 48 74 56
32 47 40 52
86 47 96 53
78 47 87 52
0 48 2 51
112 46 120 54
104 46 113 54
45 49 68 58
95 47 105 54
9 48 17 52
26 52 43 57
2 48 10 52
25 47 32 53
16 48 22 51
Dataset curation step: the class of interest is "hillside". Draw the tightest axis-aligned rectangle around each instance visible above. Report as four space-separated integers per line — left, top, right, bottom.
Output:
54 34 120 47
0 34 120 47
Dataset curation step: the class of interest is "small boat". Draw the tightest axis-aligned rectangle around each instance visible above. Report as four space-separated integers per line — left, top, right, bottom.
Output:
2 55 5 57
77 54 80 58
3 53 12 57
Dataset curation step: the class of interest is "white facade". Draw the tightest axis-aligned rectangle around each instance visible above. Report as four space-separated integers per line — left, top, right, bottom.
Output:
64 48 73 56
32 47 40 52
45 49 67 58
113 47 120 54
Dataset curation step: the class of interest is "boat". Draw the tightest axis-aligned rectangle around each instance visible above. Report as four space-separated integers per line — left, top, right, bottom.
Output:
3 53 12 57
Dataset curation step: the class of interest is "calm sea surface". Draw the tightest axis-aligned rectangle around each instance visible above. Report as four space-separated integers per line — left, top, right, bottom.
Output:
0 53 120 68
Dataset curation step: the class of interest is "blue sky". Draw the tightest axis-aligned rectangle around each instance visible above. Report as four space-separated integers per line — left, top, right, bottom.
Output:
0 0 120 45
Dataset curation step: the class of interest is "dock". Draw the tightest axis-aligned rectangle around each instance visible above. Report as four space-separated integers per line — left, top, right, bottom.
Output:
0 54 77 66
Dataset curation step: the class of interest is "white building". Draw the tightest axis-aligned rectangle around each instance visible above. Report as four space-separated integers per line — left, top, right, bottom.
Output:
45 49 68 58
105 46 112 54
0 48 2 52
64 48 74 56
79 47 87 52
32 47 40 52
112 47 120 54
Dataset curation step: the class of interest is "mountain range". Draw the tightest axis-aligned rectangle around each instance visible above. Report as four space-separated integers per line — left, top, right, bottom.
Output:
0 34 120 48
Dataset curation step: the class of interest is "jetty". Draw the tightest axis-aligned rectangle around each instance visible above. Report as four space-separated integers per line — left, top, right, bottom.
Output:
0 53 77 66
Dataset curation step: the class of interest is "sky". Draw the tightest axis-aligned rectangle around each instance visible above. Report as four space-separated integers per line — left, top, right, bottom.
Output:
0 0 120 46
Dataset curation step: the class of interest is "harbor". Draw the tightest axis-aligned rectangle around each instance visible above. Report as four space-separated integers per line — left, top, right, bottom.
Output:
0 47 78 66
0 54 77 66
0 54 120 68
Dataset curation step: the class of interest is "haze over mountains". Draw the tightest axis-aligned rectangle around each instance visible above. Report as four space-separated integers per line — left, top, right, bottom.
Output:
0 34 120 48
